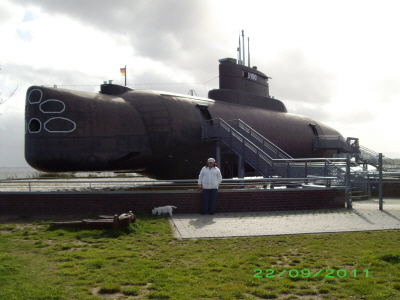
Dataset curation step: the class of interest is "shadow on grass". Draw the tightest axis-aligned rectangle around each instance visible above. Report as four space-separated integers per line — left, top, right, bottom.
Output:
46 223 141 238
378 253 400 264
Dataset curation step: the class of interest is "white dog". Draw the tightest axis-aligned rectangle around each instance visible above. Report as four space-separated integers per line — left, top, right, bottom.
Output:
152 205 177 217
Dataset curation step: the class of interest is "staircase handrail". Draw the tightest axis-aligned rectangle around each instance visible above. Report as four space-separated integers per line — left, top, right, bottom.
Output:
228 120 345 181
226 119 293 160
359 145 394 166
204 119 346 180
214 118 274 165
217 119 280 177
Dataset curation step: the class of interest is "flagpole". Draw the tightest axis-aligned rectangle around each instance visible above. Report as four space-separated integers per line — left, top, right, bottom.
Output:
125 65 127 86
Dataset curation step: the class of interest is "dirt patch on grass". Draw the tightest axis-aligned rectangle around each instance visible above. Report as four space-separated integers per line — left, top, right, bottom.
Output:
91 283 152 299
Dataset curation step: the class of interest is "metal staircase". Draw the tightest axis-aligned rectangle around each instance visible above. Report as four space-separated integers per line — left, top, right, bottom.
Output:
226 119 292 160
202 118 280 178
202 119 345 180
358 145 394 169
202 118 396 199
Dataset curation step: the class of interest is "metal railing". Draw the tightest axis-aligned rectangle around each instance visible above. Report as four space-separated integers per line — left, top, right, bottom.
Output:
0 176 341 193
212 118 282 177
313 135 347 151
272 158 347 181
203 118 346 181
358 145 394 167
313 136 395 169
383 164 400 172
200 118 400 200
227 119 292 160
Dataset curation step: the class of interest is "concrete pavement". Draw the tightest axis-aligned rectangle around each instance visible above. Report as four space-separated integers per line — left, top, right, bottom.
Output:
170 198 400 239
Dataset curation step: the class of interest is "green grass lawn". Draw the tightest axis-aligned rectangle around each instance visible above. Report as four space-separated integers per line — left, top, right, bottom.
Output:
0 214 399 300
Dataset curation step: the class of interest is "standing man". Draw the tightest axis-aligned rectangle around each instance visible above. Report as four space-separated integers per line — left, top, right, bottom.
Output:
198 158 222 215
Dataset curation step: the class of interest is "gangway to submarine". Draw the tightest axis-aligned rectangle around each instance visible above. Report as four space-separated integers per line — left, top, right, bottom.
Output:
313 134 395 197
313 135 394 169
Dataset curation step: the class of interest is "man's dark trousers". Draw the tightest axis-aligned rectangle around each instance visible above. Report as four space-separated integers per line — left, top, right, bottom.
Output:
202 189 218 214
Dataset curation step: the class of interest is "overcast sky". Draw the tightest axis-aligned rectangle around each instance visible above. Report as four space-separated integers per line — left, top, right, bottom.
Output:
1 0 400 168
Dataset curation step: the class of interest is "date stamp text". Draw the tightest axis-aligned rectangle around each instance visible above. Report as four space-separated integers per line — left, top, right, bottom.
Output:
254 269 369 278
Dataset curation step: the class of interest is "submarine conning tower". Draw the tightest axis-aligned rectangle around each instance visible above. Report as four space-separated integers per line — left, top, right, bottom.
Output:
208 57 287 112
219 57 270 97
208 30 286 112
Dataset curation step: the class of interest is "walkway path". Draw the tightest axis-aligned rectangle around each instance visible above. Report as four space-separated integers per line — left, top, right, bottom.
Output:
170 198 400 239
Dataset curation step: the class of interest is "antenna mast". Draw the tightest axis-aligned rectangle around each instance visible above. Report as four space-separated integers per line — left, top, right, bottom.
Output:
242 30 245 66
238 36 242 65
248 37 250 67
237 30 250 66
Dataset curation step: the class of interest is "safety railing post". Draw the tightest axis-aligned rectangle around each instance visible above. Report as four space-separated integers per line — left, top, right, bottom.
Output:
379 153 383 210
271 161 277 176
345 153 352 209
305 161 308 184
287 162 290 178
242 135 245 160
216 119 220 142
216 138 221 169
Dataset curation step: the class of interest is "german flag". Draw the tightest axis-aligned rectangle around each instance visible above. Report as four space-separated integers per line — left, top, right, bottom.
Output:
120 68 126 76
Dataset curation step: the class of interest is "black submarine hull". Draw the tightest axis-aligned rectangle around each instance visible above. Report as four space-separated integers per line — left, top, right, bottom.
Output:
25 85 341 179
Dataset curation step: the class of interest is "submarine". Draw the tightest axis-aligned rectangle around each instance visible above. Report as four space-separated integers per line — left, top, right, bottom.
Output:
25 35 347 179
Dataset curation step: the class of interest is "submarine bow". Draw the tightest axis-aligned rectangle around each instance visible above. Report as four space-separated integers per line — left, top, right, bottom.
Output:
25 86 151 173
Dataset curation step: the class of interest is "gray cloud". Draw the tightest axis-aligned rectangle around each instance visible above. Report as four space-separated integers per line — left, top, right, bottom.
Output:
19 0 232 99
3 62 102 93
370 77 400 103
267 50 337 106
0 3 15 25
22 1 222 65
